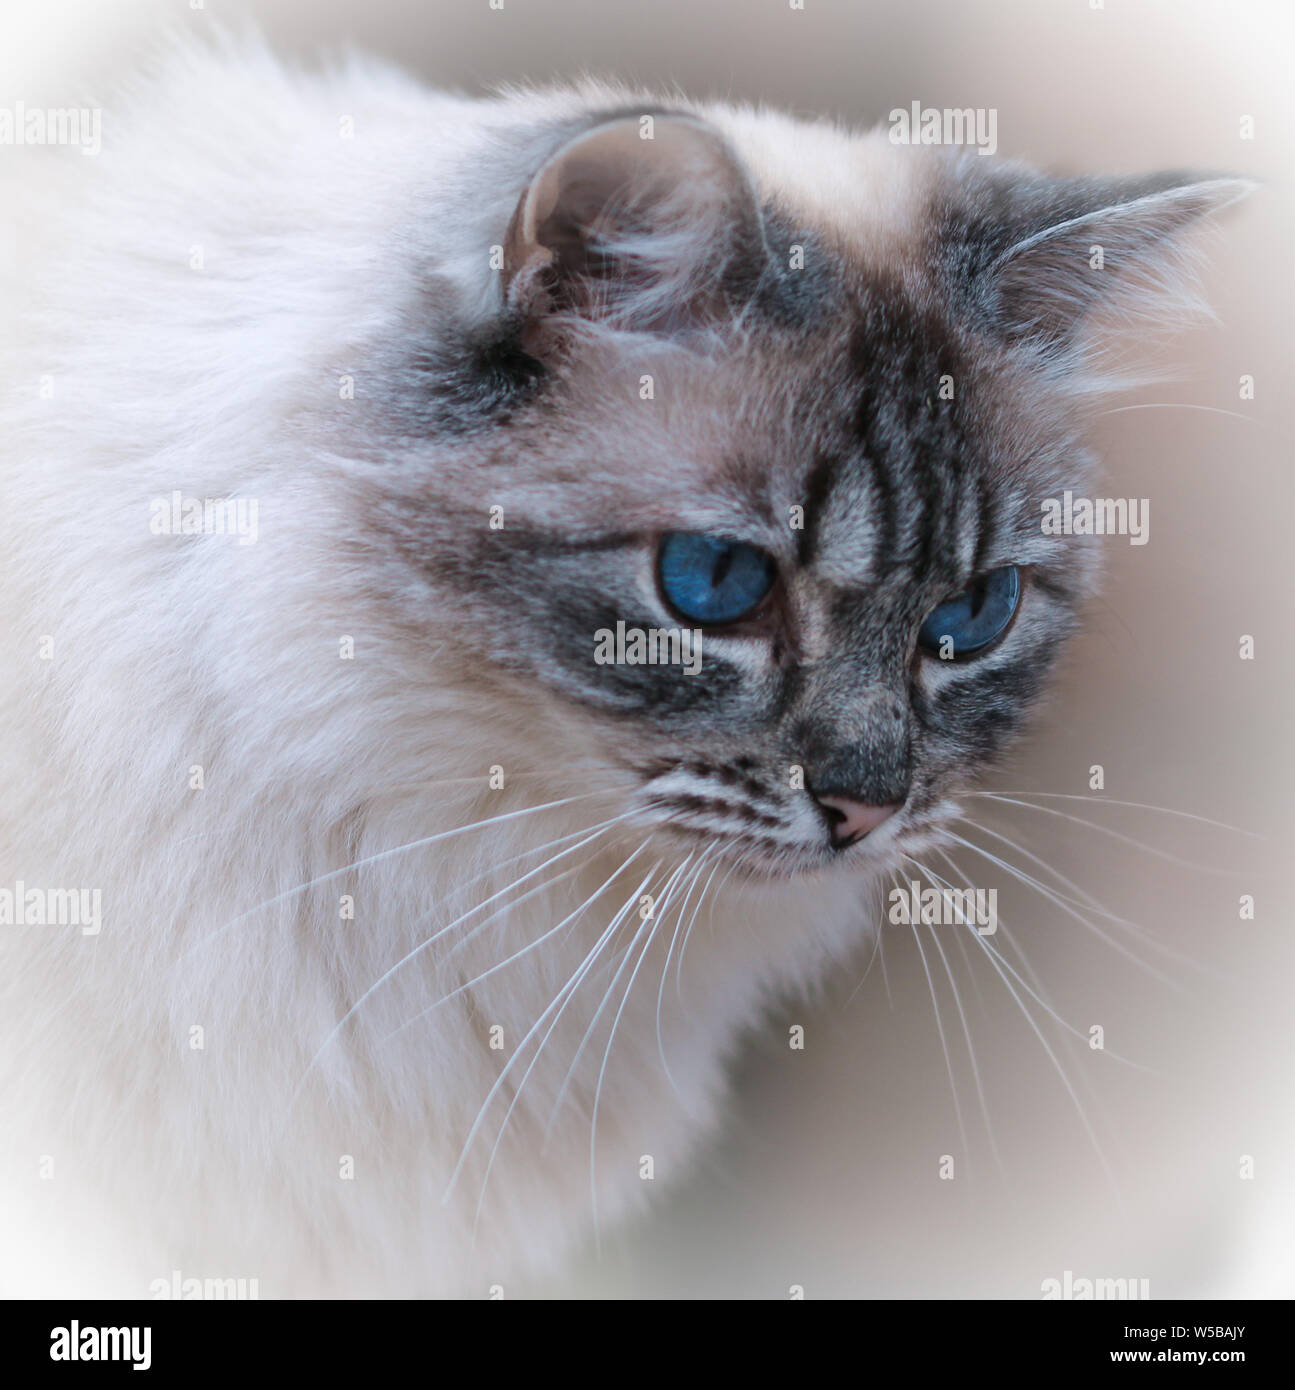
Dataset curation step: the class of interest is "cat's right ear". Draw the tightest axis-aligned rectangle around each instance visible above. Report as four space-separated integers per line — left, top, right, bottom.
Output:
939 166 1254 366
502 112 767 348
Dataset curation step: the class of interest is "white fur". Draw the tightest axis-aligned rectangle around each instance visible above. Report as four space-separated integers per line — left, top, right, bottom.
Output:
0 41 896 1296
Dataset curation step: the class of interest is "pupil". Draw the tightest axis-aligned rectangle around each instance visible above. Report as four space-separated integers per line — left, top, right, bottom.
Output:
710 547 733 588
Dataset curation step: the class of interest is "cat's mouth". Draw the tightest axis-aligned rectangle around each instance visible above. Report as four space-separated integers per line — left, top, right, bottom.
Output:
630 761 943 880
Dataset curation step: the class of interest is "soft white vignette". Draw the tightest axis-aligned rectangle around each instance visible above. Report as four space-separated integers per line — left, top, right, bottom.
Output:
2 0 1291 1298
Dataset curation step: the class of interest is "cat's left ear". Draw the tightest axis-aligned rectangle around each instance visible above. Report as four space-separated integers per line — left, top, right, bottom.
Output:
503 112 767 344
946 168 1254 356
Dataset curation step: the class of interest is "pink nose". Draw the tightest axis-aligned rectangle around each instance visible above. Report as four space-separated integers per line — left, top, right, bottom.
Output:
815 795 900 848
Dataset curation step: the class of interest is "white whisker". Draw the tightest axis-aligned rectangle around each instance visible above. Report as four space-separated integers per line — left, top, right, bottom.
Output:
656 847 721 1103
185 788 619 960
966 789 1260 840
922 854 1153 1072
590 855 696 1251
675 853 742 1001
450 857 660 1220
942 828 1192 989
905 881 971 1176
288 810 641 1111
919 892 1004 1177
961 895 1121 1196
546 855 694 1149
380 839 642 1044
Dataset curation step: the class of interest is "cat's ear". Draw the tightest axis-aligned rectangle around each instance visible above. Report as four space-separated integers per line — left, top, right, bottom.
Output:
949 170 1254 357
503 112 767 343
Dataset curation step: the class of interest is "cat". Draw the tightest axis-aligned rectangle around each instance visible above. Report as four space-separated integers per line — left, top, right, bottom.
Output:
0 37 1249 1296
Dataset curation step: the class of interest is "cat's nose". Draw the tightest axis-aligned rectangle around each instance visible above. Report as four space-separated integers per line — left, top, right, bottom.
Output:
814 794 900 849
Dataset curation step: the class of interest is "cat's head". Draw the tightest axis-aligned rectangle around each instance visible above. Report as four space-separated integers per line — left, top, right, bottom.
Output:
357 105 1246 878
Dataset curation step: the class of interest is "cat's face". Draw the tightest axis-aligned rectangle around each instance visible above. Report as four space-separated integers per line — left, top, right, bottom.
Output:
405 320 1091 879
356 110 1241 878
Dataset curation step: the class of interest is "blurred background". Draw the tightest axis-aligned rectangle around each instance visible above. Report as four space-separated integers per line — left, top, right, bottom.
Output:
5 0 1291 1297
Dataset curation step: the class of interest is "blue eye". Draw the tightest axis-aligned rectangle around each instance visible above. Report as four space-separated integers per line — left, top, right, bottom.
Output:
657 532 777 626
918 565 1022 657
